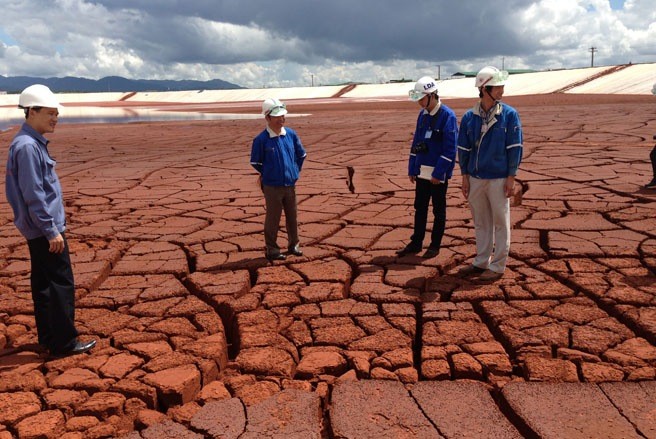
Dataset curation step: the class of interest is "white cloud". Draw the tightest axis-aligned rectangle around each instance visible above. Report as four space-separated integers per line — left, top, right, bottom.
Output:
0 0 653 87
515 0 655 69
93 38 145 77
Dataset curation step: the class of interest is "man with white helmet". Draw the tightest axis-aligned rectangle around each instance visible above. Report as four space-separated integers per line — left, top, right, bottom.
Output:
397 76 458 258
250 98 307 261
456 66 523 281
5 84 96 355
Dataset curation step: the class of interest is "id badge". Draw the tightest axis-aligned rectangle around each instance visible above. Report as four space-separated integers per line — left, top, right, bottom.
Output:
425 130 432 139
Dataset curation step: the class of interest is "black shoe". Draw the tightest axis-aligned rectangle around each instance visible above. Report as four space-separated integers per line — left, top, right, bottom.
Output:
266 253 286 262
287 246 303 257
396 244 421 256
422 247 439 259
52 339 96 356
645 179 656 189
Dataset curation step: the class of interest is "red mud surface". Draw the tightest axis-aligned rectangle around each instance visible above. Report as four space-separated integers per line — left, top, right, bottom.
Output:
0 94 655 437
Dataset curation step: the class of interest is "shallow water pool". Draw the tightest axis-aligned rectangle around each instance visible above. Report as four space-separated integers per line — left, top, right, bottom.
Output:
0 106 266 131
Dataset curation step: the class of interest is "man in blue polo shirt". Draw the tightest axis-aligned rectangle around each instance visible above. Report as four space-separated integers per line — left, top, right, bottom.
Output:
5 84 96 356
457 67 523 282
250 98 307 262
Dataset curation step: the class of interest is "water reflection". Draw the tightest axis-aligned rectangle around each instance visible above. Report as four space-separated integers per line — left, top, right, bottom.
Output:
0 106 278 131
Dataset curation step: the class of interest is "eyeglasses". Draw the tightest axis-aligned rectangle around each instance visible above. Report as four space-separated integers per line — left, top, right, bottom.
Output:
266 104 286 116
481 70 509 87
493 70 509 82
408 90 426 101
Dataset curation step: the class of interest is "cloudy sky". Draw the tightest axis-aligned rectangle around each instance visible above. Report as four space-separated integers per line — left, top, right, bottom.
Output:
0 0 654 88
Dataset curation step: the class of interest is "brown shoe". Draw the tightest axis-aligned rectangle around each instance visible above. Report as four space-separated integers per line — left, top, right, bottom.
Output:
478 269 503 282
457 264 486 277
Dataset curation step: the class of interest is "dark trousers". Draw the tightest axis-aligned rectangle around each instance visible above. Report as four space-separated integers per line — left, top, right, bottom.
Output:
650 145 656 178
27 233 78 352
262 185 299 256
410 178 448 249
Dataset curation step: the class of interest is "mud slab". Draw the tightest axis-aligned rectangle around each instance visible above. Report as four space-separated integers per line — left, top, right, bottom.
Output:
0 94 655 437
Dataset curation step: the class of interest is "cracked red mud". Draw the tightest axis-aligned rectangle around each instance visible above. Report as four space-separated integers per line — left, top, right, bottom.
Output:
1 94 655 437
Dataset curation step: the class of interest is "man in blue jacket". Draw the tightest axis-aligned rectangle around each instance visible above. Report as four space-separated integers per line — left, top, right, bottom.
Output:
397 76 458 259
646 83 656 189
5 84 96 356
647 135 656 189
250 98 307 262
457 67 523 281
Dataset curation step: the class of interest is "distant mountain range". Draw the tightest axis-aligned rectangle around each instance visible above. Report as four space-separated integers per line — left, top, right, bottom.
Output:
0 75 243 93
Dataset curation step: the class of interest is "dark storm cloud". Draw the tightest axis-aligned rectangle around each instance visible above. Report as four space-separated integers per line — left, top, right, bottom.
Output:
88 0 538 64
2 0 653 87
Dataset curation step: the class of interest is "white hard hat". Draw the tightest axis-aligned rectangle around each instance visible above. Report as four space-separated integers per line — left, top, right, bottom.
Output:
18 84 62 109
475 66 509 88
262 98 288 116
409 76 438 101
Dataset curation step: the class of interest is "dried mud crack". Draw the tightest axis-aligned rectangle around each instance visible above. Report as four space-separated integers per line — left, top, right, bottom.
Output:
1 95 655 438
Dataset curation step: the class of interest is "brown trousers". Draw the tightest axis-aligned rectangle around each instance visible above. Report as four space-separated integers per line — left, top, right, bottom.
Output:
262 185 299 256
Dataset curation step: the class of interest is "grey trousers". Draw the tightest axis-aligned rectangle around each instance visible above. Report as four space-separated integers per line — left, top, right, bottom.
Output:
262 184 299 256
468 177 511 273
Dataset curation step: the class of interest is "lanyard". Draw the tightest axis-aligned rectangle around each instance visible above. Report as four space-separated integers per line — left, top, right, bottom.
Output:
475 103 499 148
420 107 442 132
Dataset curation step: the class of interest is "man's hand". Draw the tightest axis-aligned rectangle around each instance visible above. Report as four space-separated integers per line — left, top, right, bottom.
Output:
430 177 443 185
504 176 515 198
409 176 416 184
461 175 470 199
48 234 65 254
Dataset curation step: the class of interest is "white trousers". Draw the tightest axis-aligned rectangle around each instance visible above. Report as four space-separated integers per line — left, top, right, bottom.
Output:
468 177 510 273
